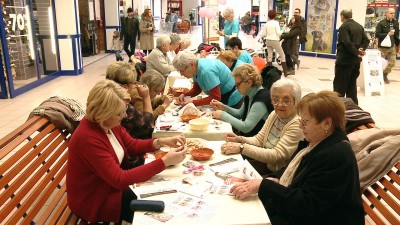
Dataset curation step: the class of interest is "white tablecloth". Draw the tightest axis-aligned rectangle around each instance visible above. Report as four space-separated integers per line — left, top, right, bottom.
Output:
163 71 192 95
152 104 233 141
132 141 271 225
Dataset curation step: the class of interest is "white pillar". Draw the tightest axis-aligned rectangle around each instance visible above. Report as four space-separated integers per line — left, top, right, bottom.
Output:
104 0 120 51
54 0 83 74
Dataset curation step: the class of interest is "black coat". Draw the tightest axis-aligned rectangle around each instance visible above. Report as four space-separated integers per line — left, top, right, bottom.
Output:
336 19 369 65
281 24 302 55
375 18 400 48
121 16 140 40
258 130 365 225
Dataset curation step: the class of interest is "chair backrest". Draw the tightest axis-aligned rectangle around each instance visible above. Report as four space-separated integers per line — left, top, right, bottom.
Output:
362 162 400 225
252 56 266 72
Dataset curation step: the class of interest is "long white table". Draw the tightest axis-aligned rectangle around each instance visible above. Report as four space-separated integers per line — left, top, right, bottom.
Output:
132 141 271 225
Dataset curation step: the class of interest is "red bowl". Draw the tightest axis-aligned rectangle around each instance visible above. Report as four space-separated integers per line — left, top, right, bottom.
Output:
190 148 214 161
154 151 168 159
172 87 189 97
180 114 199 122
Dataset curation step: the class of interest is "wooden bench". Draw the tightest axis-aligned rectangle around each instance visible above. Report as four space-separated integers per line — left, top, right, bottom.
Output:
362 162 400 225
0 116 82 224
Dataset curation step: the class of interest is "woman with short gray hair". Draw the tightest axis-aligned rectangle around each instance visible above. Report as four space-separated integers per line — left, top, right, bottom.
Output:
168 33 181 61
146 34 176 77
221 78 303 176
173 50 243 108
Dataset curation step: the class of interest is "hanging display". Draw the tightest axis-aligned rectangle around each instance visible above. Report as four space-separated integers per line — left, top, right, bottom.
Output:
305 0 335 54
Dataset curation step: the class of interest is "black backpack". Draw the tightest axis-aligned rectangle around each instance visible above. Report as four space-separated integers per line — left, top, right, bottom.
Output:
260 65 281 90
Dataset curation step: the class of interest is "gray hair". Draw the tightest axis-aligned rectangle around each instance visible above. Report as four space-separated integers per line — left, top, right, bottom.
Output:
169 33 181 44
156 34 171 47
173 50 198 70
271 78 302 106
139 69 166 92
179 38 191 49
223 7 234 18
340 8 352 19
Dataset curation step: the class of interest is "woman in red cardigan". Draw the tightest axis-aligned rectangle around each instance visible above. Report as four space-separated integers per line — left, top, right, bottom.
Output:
66 80 187 224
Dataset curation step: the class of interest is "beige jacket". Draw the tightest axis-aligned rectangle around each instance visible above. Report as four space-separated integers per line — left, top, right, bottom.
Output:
242 111 303 172
146 48 175 77
139 18 154 50
130 88 166 120
348 128 400 191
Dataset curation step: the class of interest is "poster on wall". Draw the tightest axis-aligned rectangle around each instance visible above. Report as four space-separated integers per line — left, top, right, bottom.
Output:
305 0 335 54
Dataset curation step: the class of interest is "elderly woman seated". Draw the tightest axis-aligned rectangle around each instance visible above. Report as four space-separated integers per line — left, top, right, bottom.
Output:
217 50 245 71
230 91 365 225
168 33 181 61
211 64 272 137
146 34 176 77
175 38 192 54
221 78 303 175
173 50 243 108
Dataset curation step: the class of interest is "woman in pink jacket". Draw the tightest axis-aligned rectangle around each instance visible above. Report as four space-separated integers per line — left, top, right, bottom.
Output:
67 80 187 223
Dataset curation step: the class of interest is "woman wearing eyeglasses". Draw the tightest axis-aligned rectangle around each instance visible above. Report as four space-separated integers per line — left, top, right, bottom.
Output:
230 91 364 225
221 78 303 175
67 80 187 224
210 64 271 137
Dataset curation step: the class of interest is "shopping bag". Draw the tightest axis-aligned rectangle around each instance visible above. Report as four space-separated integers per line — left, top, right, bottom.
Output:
381 34 392 47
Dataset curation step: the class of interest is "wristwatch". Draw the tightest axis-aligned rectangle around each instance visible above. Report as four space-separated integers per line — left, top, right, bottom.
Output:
239 144 244 154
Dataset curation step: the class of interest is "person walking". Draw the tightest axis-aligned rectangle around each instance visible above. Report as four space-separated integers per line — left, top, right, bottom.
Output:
139 8 155 55
333 8 369 105
110 30 123 61
281 15 302 75
121 8 140 62
376 8 400 84
170 11 179 33
293 8 307 69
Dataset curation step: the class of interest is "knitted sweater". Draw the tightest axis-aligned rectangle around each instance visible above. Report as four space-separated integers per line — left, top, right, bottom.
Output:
242 111 303 171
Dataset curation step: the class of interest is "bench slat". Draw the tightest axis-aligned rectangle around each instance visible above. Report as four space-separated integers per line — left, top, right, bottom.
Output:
2 150 68 224
0 131 66 205
35 184 67 225
0 116 42 150
0 124 61 184
0 116 49 159
363 162 400 225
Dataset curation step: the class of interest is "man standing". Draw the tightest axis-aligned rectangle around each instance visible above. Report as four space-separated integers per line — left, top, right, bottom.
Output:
121 8 140 62
170 11 179 33
333 8 369 105
293 8 307 69
375 8 399 84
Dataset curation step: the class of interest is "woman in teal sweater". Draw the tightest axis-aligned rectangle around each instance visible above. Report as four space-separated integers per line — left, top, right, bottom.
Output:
211 64 272 137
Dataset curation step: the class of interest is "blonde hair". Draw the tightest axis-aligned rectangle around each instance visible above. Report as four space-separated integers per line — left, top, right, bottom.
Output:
232 64 262 87
223 8 234 18
86 80 131 128
217 50 238 62
140 69 166 93
179 38 191 50
106 62 137 84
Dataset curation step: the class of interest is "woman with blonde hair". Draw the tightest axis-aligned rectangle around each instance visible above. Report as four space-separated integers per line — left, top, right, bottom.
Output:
217 7 240 49
211 64 272 137
140 8 155 55
67 80 187 224
106 62 154 139
217 50 245 71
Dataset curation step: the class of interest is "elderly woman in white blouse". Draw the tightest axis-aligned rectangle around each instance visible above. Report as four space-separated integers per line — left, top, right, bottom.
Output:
146 34 176 77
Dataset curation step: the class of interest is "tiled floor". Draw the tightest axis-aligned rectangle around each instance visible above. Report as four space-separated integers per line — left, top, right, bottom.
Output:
1 26 400 139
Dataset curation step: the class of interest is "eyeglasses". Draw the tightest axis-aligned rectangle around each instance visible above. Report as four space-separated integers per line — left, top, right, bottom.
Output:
235 80 247 88
272 96 292 106
179 65 189 74
116 105 128 117
299 118 311 127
